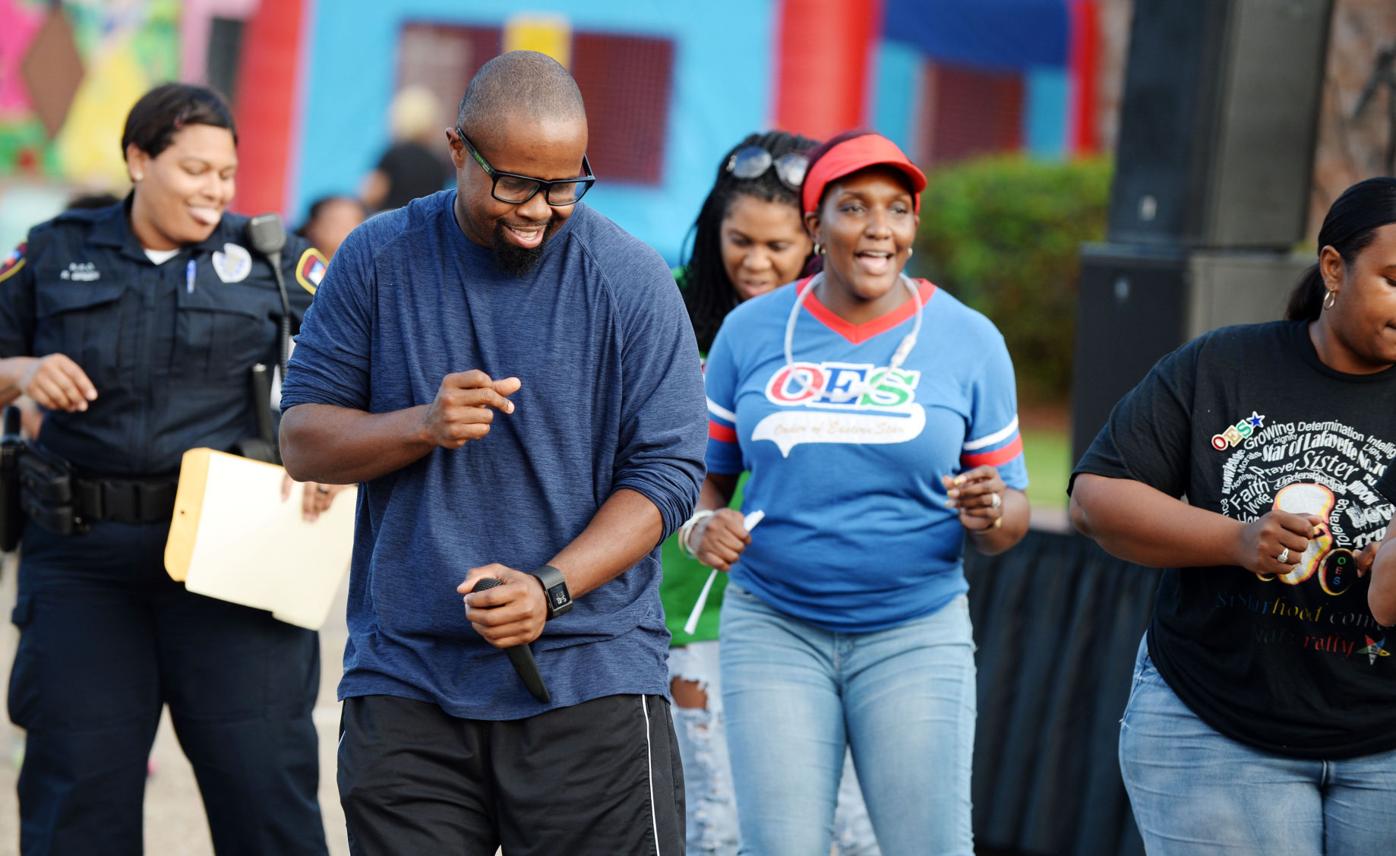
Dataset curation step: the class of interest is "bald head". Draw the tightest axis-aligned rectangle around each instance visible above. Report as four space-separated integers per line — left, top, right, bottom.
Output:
457 51 587 139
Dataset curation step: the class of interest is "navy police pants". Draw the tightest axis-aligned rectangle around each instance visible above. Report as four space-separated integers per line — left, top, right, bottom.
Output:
7 520 327 855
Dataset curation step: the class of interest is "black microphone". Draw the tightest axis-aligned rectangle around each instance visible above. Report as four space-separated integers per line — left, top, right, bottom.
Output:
245 212 287 257
244 214 292 374
472 577 551 703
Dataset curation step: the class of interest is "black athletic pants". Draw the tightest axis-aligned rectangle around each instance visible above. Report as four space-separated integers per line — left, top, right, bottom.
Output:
338 693 685 855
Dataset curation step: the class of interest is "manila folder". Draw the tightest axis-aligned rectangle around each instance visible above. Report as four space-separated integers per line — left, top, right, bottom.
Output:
164 448 356 629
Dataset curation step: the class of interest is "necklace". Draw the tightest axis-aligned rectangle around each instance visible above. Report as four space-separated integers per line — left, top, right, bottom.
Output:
781 272 924 403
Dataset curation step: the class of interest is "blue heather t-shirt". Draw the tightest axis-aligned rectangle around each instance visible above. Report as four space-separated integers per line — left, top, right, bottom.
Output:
281 191 706 719
704 277 1027 632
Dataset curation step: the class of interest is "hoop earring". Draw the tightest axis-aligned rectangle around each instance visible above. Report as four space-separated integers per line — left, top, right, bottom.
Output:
813 242 825 256
907 247 914 258
1323 289 1337 311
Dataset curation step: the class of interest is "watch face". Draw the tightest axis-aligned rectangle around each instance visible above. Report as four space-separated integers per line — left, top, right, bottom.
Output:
548 586 570 609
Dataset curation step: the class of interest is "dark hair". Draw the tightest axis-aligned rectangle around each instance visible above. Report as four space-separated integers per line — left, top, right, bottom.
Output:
297 194 368 235
120 83 237 159
66 192 120 211
1286 177 1396 321
681 130 819 350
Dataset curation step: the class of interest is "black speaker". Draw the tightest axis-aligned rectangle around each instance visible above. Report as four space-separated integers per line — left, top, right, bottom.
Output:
1107 0 1332 249
206 17 245 105
1070 244 1309 462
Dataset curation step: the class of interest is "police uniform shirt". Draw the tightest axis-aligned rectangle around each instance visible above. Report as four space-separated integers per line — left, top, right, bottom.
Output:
0 198 327 476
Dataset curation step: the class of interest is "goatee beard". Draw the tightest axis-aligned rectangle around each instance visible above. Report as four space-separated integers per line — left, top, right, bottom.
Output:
491 222 551 276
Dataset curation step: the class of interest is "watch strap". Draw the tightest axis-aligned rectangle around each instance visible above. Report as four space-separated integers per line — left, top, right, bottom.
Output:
532 563 572 619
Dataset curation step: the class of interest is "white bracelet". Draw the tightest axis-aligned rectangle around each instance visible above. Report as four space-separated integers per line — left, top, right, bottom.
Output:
679 509 716 558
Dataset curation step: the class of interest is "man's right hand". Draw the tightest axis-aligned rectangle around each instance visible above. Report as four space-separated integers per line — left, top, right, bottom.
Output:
21 354 97 413
420 370 521 449
1235 510 1321 577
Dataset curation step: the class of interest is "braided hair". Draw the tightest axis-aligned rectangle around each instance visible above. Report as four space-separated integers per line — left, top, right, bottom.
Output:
681 130 819 351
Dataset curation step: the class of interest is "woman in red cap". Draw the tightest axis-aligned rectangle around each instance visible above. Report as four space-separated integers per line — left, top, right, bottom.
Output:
680 130 1030 854
664 130 881 855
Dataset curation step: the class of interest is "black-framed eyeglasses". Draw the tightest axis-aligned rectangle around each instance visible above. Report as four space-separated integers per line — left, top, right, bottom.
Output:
725 145 809 191
457 129 596 207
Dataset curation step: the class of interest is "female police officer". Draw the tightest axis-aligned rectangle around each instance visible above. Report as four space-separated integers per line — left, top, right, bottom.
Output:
0 84 333 854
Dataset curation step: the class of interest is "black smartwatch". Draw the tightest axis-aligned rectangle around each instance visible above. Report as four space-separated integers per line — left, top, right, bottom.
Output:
531 564 573 619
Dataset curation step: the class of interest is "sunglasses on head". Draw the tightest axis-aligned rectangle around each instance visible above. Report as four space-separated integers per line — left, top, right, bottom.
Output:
724 145 809 192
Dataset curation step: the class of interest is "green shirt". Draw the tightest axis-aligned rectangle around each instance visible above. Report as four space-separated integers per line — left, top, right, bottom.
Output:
661 268 743 646
659 478 746 644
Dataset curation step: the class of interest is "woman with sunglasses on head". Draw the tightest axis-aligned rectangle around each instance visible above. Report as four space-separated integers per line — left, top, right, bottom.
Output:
0 83 332 855
1070 178 1396 853
683 130 1030 855
665 130 882 855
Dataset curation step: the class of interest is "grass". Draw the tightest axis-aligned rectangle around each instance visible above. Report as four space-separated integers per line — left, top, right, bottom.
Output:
1022 426 1071 509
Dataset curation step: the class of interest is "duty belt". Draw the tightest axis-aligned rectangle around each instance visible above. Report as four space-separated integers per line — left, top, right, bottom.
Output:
70 476 178 525
18 446 178 534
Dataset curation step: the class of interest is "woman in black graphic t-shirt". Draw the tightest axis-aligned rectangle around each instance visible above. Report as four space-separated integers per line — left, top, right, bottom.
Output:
1070 177 1396 854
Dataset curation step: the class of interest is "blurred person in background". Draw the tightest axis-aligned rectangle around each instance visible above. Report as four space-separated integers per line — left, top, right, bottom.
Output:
666 129 880 855
1070 176 1396 854
0 83 335 855
297 194 367 259
280 194 365 521
360 85 453 212
687 130 1030 855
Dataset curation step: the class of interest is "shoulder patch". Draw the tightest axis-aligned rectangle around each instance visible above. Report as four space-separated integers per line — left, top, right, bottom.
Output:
295 247 329 295
0 243 26 285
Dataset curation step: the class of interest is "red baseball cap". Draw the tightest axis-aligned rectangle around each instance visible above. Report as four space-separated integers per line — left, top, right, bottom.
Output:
801 133 927 216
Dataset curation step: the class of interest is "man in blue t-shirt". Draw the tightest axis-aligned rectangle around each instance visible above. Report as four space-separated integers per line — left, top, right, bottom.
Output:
280 51 705 855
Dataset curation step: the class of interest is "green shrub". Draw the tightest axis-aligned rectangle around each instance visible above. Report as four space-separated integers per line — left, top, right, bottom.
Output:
912 156 1112 404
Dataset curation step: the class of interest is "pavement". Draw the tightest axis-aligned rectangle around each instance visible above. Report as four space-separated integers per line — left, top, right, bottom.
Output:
0 553 353 856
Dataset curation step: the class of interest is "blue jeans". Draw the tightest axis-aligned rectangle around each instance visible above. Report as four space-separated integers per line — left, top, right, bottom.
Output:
1120 634 1396 854
720 584 975 856
669 640 880 855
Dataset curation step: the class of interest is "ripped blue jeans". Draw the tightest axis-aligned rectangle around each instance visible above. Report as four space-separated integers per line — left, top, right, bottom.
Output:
669 640 880 855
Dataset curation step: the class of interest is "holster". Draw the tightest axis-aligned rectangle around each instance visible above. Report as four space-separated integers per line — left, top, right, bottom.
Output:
234 361 281 464
0 408 24 551
19 442 79 534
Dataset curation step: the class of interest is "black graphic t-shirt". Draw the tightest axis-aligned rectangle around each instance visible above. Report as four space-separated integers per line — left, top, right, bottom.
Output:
1074 320 1396 759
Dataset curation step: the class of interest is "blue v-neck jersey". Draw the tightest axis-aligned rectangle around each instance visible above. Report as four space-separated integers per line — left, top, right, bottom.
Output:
281 191 706 719
704 277 1026 632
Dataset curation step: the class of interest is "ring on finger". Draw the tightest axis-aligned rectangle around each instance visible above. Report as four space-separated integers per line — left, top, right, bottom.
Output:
989 492 1002 509
1276 547 1290 564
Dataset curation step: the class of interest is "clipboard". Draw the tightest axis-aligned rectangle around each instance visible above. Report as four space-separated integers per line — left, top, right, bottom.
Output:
164 448 356 629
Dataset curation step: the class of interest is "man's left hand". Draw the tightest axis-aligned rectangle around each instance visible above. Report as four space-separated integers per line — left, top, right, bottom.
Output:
458 564 548 648
943 465 1007 531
